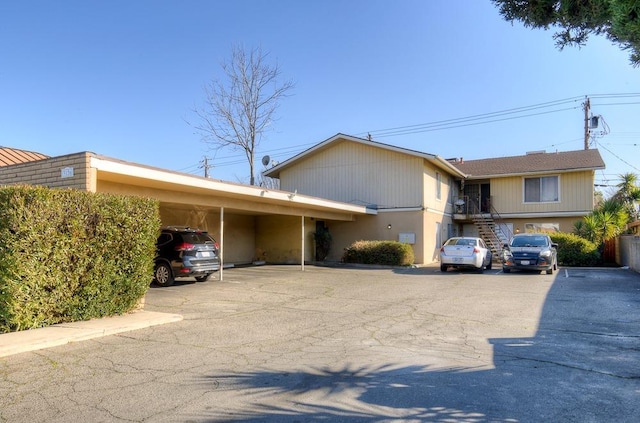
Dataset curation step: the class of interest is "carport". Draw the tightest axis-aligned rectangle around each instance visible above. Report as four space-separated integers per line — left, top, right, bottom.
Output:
88 155 375 279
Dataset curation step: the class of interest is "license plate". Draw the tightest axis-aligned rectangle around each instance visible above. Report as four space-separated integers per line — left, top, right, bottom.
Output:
200 251 212 257
453 257 463 263
520 260 530 265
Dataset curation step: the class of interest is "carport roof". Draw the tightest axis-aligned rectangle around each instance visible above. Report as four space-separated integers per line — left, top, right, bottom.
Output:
90 154 376 221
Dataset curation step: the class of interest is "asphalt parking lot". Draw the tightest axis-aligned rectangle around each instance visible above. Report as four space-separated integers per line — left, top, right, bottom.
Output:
1 265 639 422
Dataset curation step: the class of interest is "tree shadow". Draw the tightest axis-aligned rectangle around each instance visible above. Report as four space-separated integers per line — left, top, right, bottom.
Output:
198 269 640 422
201 363 518 422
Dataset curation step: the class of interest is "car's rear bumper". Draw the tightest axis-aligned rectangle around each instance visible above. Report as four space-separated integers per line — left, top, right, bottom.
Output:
172 259 220 277
441 256 483 268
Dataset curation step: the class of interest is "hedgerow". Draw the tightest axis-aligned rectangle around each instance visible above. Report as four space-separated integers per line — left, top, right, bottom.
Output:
0 186 160 333
342 240 414 266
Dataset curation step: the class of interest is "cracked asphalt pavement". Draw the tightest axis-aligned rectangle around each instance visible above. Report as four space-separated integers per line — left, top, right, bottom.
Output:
1 265 639 422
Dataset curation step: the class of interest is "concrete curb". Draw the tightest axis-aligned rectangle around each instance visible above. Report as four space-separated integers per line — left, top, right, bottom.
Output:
0 311 183 358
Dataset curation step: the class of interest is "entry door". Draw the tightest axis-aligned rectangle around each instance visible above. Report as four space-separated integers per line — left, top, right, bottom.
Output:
481 183 491 212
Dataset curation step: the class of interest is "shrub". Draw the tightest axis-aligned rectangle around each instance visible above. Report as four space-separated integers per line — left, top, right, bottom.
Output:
0 186 160 333
313 226 332 261
549 232 601 267
342 240 414 266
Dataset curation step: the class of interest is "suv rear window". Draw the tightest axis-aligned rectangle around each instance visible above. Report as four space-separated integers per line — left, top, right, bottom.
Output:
181 233 215 244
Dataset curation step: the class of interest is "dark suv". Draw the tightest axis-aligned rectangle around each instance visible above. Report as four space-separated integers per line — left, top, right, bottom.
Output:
502 233 558 274
153 226 220 287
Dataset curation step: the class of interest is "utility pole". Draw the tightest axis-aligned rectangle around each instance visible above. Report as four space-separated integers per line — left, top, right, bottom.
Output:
583 96 590 150
200 156 213 178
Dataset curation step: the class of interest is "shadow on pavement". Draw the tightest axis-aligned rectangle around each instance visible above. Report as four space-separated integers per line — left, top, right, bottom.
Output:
201 269 640 422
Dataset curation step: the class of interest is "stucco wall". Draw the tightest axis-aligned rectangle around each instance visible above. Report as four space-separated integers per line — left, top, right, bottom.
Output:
317 211 430 264
255 215 305 264
0 152 93 190
618 235 640 272
500 217 582 235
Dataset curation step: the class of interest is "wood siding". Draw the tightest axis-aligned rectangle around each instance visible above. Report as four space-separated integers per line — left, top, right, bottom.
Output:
424 166 454 214
279 141 424 208
491 170 595 214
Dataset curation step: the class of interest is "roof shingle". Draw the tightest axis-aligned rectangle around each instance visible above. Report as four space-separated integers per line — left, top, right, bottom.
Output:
451 149 605 178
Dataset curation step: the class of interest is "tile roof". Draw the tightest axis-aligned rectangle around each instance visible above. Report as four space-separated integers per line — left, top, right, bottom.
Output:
0 147 49 166
451 149 605 178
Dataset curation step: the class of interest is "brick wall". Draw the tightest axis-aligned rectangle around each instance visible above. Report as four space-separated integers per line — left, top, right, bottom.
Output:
0 152 93 191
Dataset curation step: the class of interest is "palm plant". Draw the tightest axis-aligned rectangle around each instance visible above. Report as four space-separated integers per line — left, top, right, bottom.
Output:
576 200 628 245
613 173 640 221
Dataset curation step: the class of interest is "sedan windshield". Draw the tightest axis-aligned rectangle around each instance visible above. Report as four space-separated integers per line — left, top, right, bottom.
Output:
511 236 548 247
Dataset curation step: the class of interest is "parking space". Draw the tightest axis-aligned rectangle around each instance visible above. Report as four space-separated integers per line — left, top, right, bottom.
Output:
1 265 639 422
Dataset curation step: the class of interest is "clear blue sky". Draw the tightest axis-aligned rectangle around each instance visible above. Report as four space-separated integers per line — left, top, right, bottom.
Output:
1 1 638 193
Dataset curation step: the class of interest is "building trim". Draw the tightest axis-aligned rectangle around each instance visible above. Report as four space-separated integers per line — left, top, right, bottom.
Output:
263 133 467 179
495 211 590 219
90 154 376 217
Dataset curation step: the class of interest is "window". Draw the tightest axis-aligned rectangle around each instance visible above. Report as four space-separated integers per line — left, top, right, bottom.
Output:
524 176 558 202
436 172 442 200
524 223 560 233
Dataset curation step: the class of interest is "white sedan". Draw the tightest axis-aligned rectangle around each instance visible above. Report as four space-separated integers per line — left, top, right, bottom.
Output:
439 237 493 272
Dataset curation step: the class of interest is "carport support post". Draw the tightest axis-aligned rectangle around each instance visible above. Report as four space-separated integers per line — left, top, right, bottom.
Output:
219 207 224 281
301 215 305 271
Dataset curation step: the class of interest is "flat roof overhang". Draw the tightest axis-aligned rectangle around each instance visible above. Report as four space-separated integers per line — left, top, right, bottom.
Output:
90 155 376 221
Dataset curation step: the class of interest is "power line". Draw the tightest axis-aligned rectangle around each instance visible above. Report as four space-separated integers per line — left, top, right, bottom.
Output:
366 106 580 138
178 93 640 174
363 97 585 138
597 143 640 173
362 93 640 139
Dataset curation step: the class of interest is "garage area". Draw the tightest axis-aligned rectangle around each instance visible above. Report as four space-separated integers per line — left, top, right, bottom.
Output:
89 155 374 276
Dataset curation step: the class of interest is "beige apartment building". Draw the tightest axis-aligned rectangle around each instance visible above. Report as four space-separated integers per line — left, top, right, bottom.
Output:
265 134 605 263
2 134 606 266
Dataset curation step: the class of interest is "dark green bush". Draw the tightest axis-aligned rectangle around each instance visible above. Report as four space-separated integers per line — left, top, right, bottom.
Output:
550 232 601 266
342 240 414 266
0 186 160 333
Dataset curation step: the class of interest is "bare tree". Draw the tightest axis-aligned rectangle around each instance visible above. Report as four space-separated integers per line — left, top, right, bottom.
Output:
193 45 294 185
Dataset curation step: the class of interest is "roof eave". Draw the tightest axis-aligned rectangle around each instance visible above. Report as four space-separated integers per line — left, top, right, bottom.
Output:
462 166 605 179
263 133 465 178
90 154 374 216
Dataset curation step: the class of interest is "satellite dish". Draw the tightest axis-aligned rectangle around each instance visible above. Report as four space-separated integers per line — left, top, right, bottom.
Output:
261 155 271 166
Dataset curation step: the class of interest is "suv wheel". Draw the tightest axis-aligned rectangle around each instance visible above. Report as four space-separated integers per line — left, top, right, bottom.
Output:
195 274 210 282
154 263 174 287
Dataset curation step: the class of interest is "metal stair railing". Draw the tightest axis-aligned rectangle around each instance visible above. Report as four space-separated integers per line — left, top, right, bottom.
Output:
468 198 504 258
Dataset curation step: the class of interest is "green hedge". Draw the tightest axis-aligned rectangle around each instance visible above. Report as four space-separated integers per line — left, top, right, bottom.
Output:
0 186 160 333
549 232 601 267
342 240 414 266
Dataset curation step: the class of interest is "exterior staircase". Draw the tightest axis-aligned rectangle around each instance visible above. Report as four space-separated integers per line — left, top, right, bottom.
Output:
458 195 512 260
473 215 504 258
